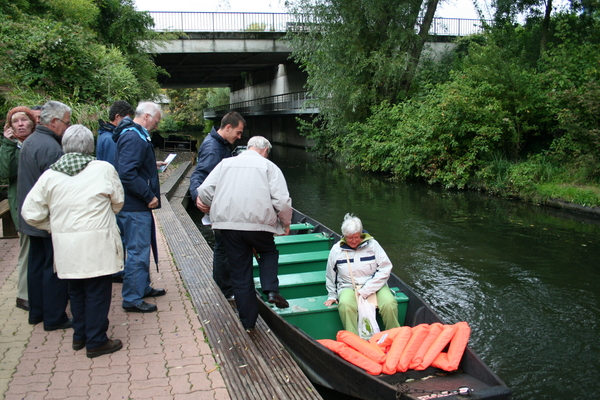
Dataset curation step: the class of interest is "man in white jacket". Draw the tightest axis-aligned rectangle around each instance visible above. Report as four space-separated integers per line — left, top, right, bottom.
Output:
198 136 292 330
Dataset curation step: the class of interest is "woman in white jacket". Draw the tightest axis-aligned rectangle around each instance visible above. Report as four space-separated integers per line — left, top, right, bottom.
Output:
324 214 400 335
22 125 124 358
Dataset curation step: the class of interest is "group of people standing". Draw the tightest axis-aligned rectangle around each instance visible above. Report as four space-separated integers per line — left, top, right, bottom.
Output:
1 100 167 358
2 100 399 351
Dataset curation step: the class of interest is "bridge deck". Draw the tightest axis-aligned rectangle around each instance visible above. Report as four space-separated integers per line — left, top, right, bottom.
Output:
157 162 322 400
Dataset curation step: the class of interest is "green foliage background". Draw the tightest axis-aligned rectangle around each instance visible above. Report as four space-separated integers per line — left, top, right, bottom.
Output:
0 0 165 127
287 0 600 206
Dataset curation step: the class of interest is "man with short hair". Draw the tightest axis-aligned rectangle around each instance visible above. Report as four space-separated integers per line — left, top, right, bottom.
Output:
97 100 134 166
189 111 246 299
114 101 166 313
17 100 72 331
198 136 292 330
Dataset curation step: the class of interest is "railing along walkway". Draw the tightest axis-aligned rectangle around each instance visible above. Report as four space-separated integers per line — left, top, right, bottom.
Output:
149 11 489 37
157 162 321 400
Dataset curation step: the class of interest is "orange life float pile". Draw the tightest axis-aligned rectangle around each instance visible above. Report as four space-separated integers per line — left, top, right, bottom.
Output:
317 322 471 376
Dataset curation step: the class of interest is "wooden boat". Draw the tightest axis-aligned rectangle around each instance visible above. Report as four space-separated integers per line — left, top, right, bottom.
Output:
255 209 511 400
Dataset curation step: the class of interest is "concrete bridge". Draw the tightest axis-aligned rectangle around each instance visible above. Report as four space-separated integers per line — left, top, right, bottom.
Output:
148 12 486 146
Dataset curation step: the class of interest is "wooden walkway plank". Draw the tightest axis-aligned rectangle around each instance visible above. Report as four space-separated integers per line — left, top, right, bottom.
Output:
155 166 322 400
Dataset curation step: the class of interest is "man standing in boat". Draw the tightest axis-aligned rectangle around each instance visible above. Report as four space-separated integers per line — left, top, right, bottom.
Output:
198 135 292 331
189 112 245 301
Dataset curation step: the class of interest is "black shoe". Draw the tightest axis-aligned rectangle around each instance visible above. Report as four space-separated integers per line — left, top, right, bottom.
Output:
44 318 73 332
267 292 289 309
73 340 86 351
123 301 157 313
112 275 124 283
143 288 166 298
28 317 43 325
86 339 123 358
16 298 29 311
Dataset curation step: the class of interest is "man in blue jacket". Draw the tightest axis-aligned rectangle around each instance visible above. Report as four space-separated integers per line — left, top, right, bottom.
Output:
96 100 134 166
114 101 166 313
189 112 245 300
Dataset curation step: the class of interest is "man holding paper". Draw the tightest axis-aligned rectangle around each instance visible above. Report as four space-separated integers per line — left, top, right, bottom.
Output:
114 101 166 313
189 112 245 299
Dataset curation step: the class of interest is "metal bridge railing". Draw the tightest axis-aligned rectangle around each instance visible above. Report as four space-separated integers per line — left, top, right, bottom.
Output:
204 92 318 118
148 12 489 37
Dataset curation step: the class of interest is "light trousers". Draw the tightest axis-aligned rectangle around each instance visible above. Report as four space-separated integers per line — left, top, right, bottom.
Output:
337 285 401 335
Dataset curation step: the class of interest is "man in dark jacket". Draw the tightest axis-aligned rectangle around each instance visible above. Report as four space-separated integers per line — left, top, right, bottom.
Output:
96 100 134 166
114 101 166 313
189 112 245 299
16 100 71 331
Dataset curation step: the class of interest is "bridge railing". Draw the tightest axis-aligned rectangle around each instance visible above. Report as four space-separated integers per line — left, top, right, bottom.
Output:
148 12 489 36
204 91 319 118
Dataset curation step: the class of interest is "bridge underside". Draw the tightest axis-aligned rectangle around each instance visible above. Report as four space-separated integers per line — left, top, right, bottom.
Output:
155 51 291 88
153 32 291 88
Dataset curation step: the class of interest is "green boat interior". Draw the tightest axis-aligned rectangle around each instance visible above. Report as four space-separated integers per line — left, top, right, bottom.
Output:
254 226 409 340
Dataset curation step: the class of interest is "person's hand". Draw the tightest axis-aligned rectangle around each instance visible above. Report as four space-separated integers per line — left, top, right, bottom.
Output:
3 126 15 140
148 197 159 209
324 299 338 307
195 196 210 213
156 161 167 168
284 224 290 236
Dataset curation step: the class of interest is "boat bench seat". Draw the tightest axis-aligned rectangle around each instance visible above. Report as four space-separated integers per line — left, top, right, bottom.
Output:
274 232 333 255
270 288 409 340
253 250 330 277
255 270 327 299
289 222 314 232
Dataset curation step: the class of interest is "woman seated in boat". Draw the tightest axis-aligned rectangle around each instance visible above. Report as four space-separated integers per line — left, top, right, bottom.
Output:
324 213 401 335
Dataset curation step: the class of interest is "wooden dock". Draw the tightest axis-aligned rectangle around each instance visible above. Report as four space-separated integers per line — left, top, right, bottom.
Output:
156 161 323 400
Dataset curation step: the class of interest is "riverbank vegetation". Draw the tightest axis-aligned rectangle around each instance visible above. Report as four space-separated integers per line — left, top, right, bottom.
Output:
287 1 600 207
0 0 167 129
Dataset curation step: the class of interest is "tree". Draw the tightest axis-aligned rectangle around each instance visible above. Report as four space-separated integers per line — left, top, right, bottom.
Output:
285 0 438 148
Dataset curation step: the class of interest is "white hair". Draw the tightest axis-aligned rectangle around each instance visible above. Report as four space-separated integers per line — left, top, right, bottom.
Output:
341 213 363 236
62 125 94 154
40 100 71 126
247 135 272 152
135 101 162 119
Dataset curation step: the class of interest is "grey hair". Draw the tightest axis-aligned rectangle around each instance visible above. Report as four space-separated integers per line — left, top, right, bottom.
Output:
62 124 95 155
40 101 72 126
247 135 272 152
135 101 162 119
341 213 363 236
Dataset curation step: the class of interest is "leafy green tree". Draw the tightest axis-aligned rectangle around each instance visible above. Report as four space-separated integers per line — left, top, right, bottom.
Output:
285 0 437 146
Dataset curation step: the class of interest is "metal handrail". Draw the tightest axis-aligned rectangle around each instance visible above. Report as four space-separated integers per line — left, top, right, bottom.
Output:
148 12 489 36
204 92 318 117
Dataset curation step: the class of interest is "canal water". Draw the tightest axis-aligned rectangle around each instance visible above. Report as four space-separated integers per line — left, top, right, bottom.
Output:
190 144 600 400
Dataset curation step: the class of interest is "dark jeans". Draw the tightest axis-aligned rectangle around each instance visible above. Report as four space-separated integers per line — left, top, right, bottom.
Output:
213 229 233 298
69 275 113 349
219 230 279 329
28 236 69 327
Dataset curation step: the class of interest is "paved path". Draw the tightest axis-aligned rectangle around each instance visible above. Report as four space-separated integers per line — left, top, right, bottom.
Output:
0 218 231 400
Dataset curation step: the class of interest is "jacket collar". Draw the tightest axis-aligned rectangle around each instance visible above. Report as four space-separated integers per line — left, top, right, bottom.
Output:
36 125 62 145
340 232 373 250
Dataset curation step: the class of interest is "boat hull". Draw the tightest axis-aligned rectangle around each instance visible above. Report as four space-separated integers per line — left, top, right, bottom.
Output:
257 209 511 400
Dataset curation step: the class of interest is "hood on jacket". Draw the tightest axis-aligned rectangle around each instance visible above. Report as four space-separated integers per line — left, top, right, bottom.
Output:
98 119 116 134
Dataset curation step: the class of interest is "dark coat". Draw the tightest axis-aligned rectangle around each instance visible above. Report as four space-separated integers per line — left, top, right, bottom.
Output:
16 125 63 237
188 127 232 201
114 117 161 212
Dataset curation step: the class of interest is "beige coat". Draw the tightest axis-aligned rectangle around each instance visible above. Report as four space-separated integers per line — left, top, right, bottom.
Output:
21 160 124 279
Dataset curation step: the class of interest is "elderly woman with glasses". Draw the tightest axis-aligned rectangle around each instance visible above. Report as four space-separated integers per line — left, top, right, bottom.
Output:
22 124 125 358
324 213 401 335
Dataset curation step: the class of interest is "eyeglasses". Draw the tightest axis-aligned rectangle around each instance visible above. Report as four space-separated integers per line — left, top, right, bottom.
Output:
56 118 71 127
146 113 160 124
